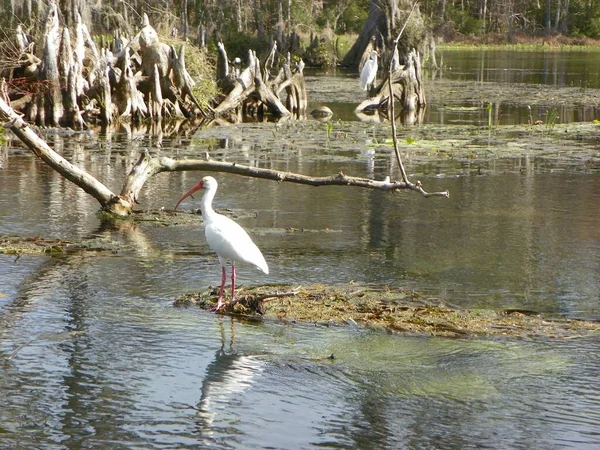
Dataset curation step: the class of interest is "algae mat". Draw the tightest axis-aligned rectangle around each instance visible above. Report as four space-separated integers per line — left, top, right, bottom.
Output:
175 284 600 339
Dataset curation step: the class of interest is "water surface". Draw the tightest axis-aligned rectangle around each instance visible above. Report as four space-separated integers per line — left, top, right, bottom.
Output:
1 50 600 449
307 48 600 125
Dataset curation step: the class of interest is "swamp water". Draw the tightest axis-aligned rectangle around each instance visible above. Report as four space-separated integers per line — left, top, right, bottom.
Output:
1 49 600 449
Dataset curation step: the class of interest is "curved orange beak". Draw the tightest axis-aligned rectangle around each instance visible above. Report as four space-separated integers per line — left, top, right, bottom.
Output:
174 180 204 212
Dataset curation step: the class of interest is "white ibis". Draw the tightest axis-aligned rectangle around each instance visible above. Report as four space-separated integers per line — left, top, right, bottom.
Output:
360 50 379 91
174 176 269 311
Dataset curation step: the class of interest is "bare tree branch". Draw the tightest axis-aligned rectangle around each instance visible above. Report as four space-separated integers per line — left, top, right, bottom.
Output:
1 78 447 222
389 2 419 184
152 156 450 198
0 90 119 207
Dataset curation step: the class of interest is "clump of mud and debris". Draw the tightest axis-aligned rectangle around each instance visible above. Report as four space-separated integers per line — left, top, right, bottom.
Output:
0 235 121 256
175 283 600 339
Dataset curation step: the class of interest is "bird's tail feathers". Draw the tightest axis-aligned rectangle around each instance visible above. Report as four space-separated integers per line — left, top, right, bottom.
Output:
258 260 269 274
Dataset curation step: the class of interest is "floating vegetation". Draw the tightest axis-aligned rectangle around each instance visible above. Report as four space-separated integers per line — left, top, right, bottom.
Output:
174 284 600 340
0 235 124 256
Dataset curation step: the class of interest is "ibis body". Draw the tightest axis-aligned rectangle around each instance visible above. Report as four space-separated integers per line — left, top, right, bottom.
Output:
360 50 379 91
175 176 268 311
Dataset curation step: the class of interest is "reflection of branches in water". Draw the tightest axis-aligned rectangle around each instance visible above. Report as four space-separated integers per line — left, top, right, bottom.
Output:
0 252 140 445
0 256 82 336
6 330 85 361
95 218 162 259
0 219 163 346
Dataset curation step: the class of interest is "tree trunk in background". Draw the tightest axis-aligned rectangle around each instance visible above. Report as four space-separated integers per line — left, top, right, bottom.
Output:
553 0 561 32
277 0 284 46
236 0 243 32
342 0 385 67
181 0 189 39
29 0 63 127
544 0 551 35
480 0 487 33
561 0 569 33
341 0 417 68
254 0 265 39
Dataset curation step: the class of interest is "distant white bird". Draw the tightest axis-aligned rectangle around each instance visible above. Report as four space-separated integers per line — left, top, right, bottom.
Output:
174 176 269 311
360 50 379 91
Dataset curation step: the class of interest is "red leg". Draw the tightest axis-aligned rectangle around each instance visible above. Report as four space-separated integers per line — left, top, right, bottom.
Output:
231 264 236 300
212 266 228 311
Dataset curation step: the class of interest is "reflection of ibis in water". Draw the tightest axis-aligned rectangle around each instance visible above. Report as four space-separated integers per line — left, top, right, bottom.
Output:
194 319 266 434
174 176 269 311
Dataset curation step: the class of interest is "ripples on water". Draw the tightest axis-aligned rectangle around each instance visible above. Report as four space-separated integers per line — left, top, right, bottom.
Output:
2 154 600 449
2 49 600 448
1 260 599 449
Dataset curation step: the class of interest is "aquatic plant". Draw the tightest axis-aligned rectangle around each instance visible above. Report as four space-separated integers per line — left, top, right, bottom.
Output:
545 108 559 129
326 122 333 141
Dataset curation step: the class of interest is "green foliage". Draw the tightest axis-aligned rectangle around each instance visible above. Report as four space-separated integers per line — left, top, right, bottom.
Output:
577 17 600 40
333 33 357 62
445 5 486 36
303 38 338 68
171 43 218 108
221 32 270 61
317 0 369 33
545 108 559 129
564 0 600 39
340 0 370 34
291 0 319 32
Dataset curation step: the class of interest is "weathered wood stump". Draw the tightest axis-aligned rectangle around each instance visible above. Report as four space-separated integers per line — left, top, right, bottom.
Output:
355 48 426 125
214 42 307 121
3 1 208 128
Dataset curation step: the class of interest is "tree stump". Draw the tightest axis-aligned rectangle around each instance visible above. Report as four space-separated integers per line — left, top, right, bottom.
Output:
355 48 426 125
5 5 207 128
213 45 307 121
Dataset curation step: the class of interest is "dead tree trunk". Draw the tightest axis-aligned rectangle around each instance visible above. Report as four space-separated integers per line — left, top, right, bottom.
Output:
343 0 387 68
214 45 306 120
216 41 229 82
355 48 425 125
28 0 63 127
273 55 307 117
8 6 208 128
343 0 427 68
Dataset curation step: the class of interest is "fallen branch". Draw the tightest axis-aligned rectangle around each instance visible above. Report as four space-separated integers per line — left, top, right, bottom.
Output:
1 87 447 220
153 155 449 198
0 86 128 213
